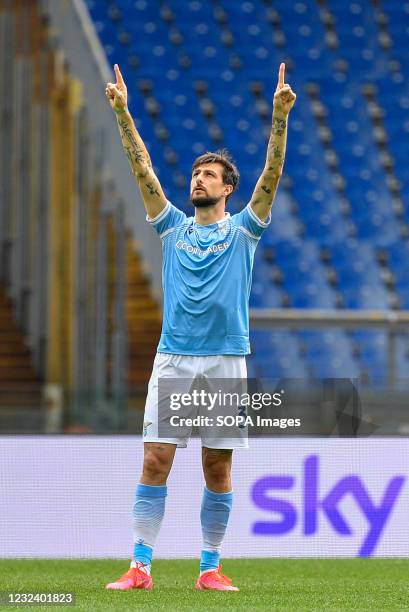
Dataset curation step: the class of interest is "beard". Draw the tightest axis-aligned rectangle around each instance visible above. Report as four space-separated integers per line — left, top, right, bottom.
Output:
190 194 221 208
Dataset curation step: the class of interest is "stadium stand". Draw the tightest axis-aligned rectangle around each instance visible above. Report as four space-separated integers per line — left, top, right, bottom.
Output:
0 0 161 430
83 0 409 387
0 285 43 415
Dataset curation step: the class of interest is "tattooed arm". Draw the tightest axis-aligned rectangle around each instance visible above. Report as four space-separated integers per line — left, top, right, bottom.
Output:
115 110 167 217
250 63 296 222
106 64 166 218
250 112 288 223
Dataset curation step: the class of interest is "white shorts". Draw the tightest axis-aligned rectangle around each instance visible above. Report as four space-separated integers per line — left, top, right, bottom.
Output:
143 352 249 449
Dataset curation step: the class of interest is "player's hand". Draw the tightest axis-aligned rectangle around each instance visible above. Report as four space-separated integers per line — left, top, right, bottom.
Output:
273 63 296 115
105 64 128 113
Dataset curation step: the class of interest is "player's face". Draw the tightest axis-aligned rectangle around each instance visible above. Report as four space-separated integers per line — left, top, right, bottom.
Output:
190 162 232 208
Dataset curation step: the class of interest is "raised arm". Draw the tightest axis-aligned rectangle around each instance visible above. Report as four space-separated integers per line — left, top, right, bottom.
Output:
250 63 296 222
105 64 167 219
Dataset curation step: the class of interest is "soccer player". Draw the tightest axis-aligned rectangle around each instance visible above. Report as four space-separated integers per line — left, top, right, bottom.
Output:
105 63 296 592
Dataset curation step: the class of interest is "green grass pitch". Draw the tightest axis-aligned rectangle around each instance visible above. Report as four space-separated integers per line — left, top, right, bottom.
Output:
1 558 408 611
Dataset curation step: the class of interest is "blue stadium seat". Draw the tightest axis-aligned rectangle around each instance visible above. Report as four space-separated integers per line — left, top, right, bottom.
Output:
250 281 284 308
300 330 361 378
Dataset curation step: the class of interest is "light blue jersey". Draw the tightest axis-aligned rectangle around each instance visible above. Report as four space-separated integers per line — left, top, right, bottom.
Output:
147 201 271 355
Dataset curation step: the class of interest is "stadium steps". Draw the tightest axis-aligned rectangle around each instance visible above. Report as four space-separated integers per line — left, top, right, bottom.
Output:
0 284 43 409
125 237 161 390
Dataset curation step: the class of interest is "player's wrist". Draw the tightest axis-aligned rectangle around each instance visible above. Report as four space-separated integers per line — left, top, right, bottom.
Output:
272 107 288 119
113 106 129 116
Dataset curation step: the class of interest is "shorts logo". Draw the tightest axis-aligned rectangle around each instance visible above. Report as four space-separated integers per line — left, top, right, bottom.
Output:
143 421 152 436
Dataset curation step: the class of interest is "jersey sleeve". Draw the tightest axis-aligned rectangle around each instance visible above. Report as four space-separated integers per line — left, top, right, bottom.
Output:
232 203 271 239
146 200 187 238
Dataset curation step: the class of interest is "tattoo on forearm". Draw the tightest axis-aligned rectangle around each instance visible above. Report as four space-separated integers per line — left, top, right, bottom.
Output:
118 118 147 166
273 144 282 159
267 139 283 159
146 182 160 197
272 117 287 136
265 126 286 175
267 163 283 174
250 113 288 210
137 167 149 179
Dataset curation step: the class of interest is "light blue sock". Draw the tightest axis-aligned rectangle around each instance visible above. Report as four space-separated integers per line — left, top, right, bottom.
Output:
132 483 167 571
200 487 233 573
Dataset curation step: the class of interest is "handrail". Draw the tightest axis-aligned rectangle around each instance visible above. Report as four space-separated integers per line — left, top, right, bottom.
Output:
249 308 409 389
250 309 409 330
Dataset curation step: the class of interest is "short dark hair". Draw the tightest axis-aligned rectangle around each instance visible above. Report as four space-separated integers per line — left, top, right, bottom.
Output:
192 148 240 203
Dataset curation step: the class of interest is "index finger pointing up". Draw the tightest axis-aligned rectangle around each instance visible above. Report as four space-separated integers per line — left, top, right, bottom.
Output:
114 63 125 87
278 62 285 89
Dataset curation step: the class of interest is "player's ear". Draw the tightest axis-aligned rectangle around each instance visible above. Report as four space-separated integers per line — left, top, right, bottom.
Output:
224 184 234 197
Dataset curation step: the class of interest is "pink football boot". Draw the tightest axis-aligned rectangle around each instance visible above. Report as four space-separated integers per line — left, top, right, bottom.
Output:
105 562 153 590
195 565 239 591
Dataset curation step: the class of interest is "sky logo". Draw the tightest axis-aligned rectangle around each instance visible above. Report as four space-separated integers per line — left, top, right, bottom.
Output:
251 454 405 557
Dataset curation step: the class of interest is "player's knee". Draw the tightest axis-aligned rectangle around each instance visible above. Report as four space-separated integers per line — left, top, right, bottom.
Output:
203 461 231 488
142 449 171 483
